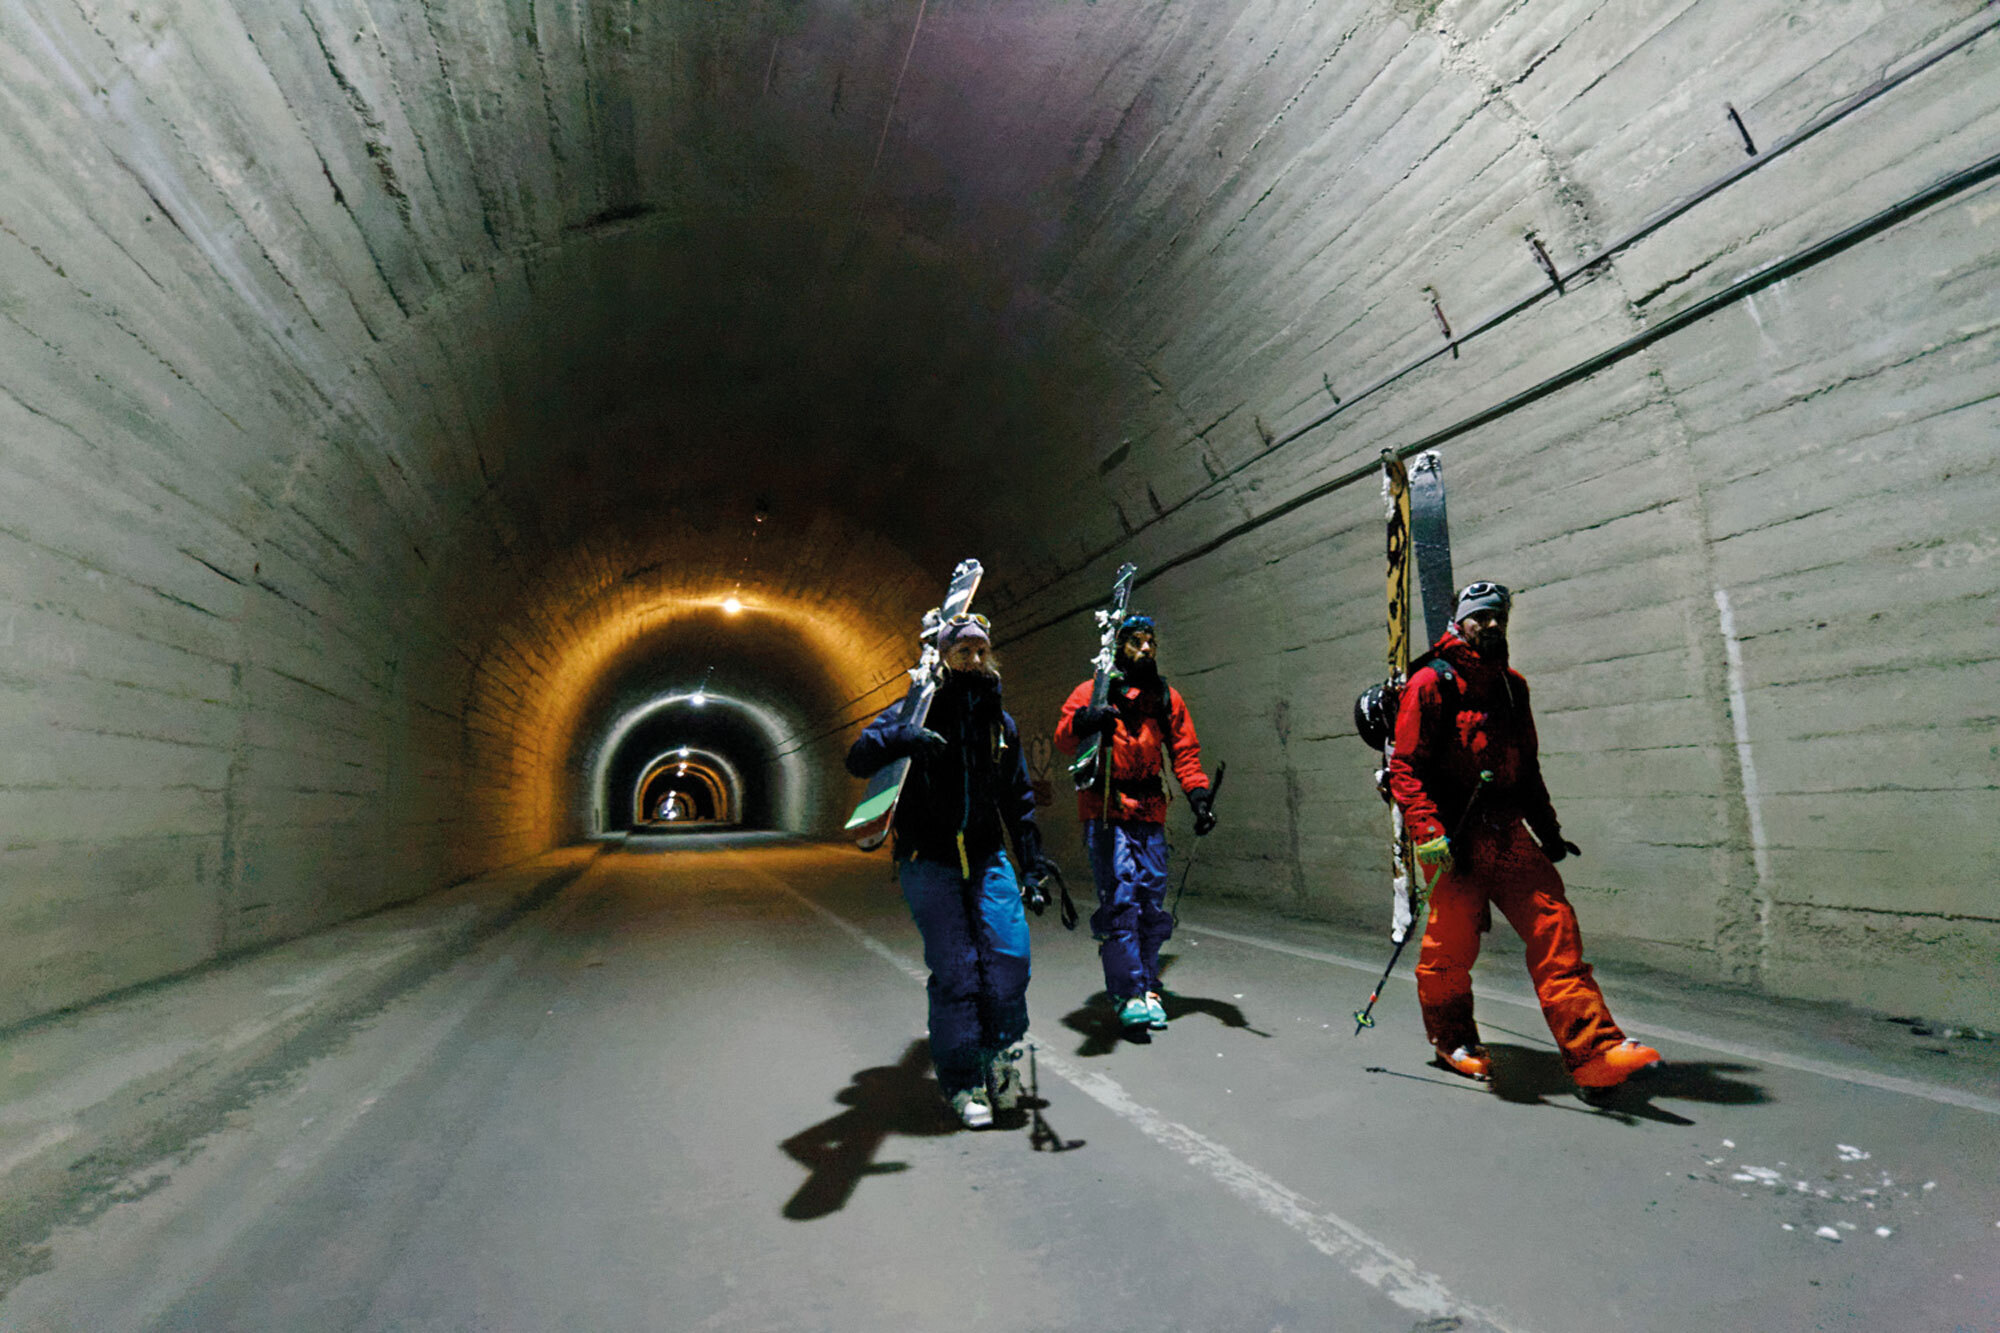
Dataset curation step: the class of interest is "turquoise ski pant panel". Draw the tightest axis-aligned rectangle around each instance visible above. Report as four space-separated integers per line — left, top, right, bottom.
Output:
898 851 1031 1095
1083 820 1172 999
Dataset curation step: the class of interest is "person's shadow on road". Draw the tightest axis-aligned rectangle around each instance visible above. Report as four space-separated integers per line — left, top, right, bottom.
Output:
779 1040 956 1220
1060 955 1272 1056
1483 1040 1770 1125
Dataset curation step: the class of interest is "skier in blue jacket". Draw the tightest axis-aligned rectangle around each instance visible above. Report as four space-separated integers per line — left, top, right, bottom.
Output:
846 614 1054 1129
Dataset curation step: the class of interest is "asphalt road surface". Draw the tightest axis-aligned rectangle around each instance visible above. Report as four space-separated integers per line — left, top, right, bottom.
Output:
5 839 1996 1332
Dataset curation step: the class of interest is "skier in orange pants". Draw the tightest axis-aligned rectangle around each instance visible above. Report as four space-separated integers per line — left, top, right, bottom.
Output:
1388 581 1661 1090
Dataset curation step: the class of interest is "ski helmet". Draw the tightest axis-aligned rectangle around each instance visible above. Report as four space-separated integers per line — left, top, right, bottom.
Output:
1116 613 1156 643
1452 581 1511 623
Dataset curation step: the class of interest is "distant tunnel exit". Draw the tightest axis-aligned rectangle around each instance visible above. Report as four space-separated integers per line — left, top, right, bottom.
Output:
634 749 740 825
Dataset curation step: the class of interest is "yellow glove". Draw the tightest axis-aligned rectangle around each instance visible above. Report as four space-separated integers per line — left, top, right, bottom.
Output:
1412 834 1453 877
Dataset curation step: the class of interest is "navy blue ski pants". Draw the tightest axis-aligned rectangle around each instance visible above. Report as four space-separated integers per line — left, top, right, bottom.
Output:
899 851 1031 1095
1083 820 1172 1000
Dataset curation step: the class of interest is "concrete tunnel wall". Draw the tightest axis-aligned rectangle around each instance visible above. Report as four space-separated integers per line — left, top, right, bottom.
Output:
1 0 1995 1031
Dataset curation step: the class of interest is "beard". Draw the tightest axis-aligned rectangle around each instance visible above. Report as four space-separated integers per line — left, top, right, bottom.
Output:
944 662 1000 693
1122 656 1160 686
1466 628 1509 665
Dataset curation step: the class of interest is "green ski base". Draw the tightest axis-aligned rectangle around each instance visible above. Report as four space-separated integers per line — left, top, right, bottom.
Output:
843 786 898 830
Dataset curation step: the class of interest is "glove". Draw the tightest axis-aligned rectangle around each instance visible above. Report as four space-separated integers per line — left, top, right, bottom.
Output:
1412 834 1453 878
887 723 948 759
1532 821 1581 863
1186 786 1217 836
1014 825 1048 913
1073 703 1118 737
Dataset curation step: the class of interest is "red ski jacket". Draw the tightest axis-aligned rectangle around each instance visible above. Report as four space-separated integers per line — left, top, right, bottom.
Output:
1054 676 1209 824
1388 626 1561 846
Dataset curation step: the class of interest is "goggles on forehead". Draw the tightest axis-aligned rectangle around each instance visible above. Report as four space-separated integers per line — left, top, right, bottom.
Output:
944 612 991 631
1454 581 1512 616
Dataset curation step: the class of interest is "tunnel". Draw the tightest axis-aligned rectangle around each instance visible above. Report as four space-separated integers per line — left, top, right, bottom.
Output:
6 0 1992 1032
2 2 1998 1327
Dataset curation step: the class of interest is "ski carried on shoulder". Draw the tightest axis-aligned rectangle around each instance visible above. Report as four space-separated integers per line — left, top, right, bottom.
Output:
844 558 984 851
1068 562 1139 792
1378 454 1417 944
1409 450 1456 647
1350 449 1455 960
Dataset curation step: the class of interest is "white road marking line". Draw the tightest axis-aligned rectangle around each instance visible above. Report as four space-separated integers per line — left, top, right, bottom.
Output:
777 883 1528 1333
1185 923 2000 1117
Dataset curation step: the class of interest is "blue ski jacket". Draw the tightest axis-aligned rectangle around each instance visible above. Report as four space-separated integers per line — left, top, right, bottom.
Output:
846 672 1041 872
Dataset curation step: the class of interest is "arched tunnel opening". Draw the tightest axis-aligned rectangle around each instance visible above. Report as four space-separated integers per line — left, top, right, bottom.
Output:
608 711 761 831
633 749 737 826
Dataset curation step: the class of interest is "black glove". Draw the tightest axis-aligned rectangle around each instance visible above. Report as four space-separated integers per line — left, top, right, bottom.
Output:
1014 824 1048 913
887 723 948 760
1073 703 1118 737
1532 822 1581 862
1186 786 1217 836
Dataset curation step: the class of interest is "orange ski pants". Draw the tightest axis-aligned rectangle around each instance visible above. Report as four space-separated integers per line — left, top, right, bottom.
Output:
1414 820 1624 1072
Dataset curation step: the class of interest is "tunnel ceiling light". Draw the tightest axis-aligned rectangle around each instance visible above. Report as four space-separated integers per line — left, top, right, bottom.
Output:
722 596 743 615
690 691 706 707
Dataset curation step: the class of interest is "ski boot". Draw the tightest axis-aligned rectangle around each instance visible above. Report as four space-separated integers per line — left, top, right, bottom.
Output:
986 1046 1026 1114
949 1087 994 1129
1143 991 1170 1030
1434 1044 1493 1081
1117 995 1154 1030
1571 1038 1662 1090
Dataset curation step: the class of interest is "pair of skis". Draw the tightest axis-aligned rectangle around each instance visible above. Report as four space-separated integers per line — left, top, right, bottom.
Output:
842 559 985 850
1355 450 1454 1033
1068 562 1139 806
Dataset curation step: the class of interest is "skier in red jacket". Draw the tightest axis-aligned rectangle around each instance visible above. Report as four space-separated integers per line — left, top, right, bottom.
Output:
1388 581 1661 1090
1054 614 1214 1032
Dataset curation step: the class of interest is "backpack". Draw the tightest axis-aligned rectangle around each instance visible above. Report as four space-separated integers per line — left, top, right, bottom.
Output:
1352 652 1457 752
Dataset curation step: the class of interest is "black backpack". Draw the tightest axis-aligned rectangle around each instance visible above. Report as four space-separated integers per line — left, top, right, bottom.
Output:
1352 652 1457 751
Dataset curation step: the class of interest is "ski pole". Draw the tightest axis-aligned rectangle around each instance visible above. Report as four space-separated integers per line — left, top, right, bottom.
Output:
1168 760 1226 924
1352 771 1490 1035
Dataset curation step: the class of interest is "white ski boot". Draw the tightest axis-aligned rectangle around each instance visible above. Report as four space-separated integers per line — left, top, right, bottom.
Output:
950 1087 994 1129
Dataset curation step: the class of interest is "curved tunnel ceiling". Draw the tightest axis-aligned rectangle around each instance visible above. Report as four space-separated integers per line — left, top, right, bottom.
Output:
5 0 1996 1026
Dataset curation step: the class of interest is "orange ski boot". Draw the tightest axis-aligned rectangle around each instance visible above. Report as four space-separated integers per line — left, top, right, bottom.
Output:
1434 1044 1493 1081
1572 1038 1663 1089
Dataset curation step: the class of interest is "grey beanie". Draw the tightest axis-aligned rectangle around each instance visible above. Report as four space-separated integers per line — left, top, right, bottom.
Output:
1453 580 1512 623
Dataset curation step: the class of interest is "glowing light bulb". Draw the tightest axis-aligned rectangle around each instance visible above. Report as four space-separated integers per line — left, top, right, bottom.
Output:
722 596 743 615
690 691 706 707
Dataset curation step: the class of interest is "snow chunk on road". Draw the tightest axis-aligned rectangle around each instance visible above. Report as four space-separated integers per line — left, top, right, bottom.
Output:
1815 1226 1841 1242
1836 1144 1871 1161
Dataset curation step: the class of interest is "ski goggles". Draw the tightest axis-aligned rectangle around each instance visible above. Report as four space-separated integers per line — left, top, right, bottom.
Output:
1453 581 1512 620
937 611 992 648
